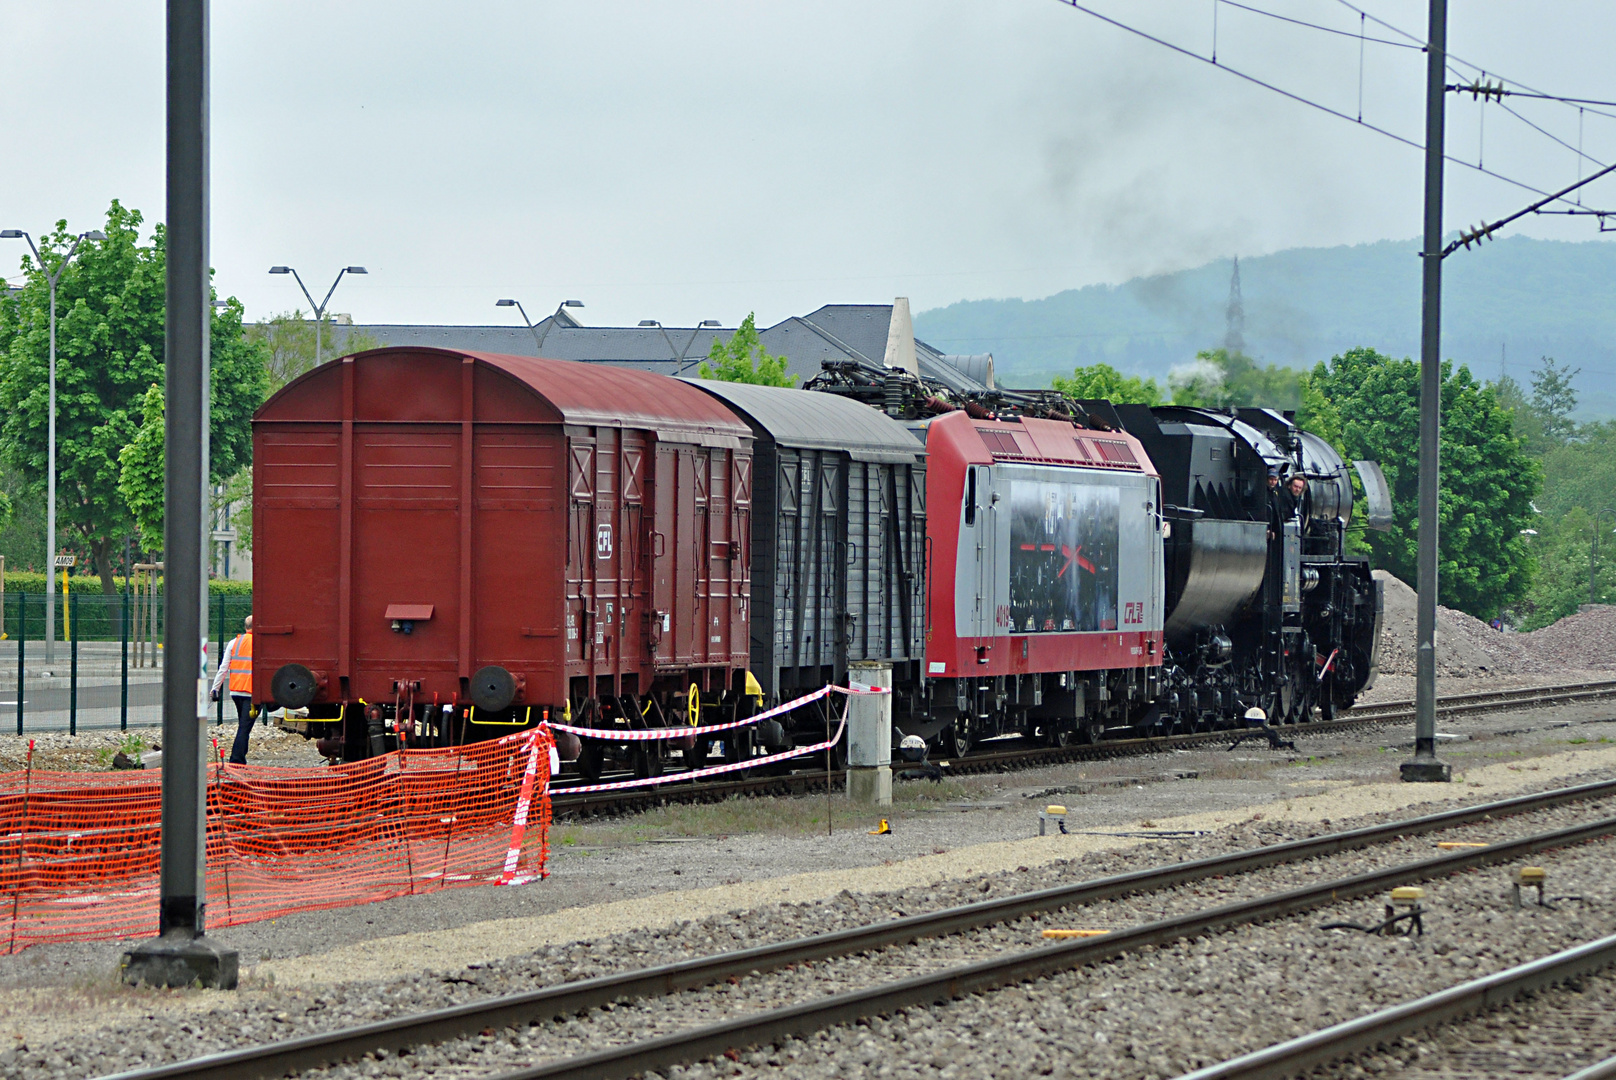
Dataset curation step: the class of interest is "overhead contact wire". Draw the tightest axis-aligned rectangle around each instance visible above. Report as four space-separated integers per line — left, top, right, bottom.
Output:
1051 0 1574 205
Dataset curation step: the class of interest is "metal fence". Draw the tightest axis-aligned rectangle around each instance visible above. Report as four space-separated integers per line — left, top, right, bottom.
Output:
0 592 252 735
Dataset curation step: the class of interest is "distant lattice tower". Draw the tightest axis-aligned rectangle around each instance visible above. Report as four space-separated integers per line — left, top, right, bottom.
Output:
1225 255 1246 354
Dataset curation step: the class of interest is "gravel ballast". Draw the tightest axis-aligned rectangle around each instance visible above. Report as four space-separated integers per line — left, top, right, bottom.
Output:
668 833 1616 1080
1311 968 1616 1079
6 773 1616 1079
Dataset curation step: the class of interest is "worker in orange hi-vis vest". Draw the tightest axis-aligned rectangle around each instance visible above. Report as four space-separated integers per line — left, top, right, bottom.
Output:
211 615 255 764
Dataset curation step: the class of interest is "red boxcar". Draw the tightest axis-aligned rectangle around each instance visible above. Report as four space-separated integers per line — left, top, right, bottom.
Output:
252 347 753 759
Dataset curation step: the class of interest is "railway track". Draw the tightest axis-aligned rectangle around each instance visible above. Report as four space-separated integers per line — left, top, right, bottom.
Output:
103 776 1616 1080
1181 935 1616 1080
548 677 1616 818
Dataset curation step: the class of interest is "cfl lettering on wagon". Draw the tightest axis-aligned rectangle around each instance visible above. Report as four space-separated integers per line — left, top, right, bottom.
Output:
1122 601 1145 625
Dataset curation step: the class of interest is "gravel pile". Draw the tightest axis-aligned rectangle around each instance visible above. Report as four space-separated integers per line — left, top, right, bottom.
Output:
7 779 1615 1080
1517 604 1616 673
1374 571 1616 678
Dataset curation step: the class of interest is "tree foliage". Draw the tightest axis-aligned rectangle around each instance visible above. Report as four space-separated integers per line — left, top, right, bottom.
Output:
1050 362 1163 406
246 312 382 392
1168 348 1304 409
0 201 269 590
117 384 165 553
698 313 795 387
1309 347 1539 618
1508 419 1616 627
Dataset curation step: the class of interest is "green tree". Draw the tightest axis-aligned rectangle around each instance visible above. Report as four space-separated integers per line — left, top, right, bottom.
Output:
1050 362 1163 405
246 312 382 392
117 384 164 553
1513 507 1616 629
0 201 270 591
0 463 42 572
1537 421 1616 519
1295 370 1343 449
698 313 795 387
1529 356 1579 447
1308 346 1539 618
1168 348 1304 409
1491 374 1548 455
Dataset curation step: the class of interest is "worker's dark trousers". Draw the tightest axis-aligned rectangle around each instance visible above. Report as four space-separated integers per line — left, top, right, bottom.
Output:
229 694 254 764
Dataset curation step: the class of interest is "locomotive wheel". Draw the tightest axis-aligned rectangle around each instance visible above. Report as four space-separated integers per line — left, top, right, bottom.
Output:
577 739 605 783
949 720 972 759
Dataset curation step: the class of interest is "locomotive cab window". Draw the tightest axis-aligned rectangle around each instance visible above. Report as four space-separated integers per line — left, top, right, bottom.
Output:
964 467 977 526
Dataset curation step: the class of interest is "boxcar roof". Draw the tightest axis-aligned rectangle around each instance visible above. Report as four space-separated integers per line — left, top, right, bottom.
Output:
258 347 751 443
681 379 924 464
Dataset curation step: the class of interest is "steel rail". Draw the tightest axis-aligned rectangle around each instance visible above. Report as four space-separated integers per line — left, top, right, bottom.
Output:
486 813 1616 1080
1176 933 1616 1079
1566 1054 1616 1080
97 777 1616 1080
550 678 1616 817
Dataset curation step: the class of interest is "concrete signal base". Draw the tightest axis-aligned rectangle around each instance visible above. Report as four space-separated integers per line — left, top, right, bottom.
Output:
848 765 893 805
122 931 239 989
1400 758 1453 783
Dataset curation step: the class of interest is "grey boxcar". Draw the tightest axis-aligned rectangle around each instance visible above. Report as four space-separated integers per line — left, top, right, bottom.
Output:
683 380 927 704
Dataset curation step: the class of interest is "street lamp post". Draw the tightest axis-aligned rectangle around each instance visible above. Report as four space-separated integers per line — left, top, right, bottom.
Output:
1592 508 1616 607
496 298 583 355
2 228 107 665
638 319 723 374
268 265 367 366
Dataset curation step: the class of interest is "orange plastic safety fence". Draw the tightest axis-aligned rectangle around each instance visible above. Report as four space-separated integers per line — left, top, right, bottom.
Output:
0 728 553 954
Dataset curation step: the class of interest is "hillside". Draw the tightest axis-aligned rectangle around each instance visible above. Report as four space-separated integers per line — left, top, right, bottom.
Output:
914 236 1616 418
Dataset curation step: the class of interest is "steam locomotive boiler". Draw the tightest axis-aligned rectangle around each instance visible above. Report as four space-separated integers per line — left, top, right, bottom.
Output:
1113 405 1388 731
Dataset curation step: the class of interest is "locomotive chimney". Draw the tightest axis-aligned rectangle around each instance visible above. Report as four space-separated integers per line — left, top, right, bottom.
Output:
882 297 919 376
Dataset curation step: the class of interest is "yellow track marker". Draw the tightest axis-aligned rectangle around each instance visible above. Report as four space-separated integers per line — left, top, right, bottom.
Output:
1041 929 1109 939
1436 841 1489 849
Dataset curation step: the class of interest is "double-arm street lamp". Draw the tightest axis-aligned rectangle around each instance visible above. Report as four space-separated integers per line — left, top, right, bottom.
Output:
2 227 107 664
268 265 367 366
637 319 723 373
496 298 583 355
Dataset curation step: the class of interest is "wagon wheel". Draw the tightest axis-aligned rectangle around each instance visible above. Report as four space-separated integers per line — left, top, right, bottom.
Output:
1040 722 1071 749
632 742 665 780
577 738 605 783
1079 716 1105 745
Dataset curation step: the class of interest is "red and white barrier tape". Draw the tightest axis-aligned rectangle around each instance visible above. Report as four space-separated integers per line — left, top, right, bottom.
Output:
547 685 829 741
552 714 848 795
497 728 550 885
546 681 886 743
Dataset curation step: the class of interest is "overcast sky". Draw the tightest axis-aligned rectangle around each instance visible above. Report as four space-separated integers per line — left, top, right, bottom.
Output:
3 1 1613 329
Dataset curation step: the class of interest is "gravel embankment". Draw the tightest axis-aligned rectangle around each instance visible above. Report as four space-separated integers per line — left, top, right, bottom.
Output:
8 783 1615 1080
1375 570 1616 678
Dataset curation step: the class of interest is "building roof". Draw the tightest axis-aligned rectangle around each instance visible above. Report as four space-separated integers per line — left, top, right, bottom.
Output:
757 304 995 394
327 321 729 375
328 303 995 392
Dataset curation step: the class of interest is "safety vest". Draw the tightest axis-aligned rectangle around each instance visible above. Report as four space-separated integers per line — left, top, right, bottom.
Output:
228 632 253 694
